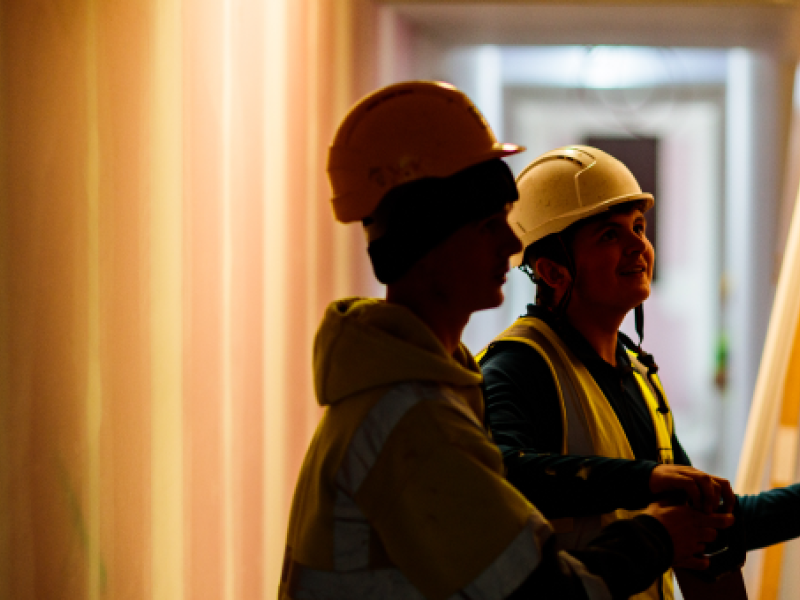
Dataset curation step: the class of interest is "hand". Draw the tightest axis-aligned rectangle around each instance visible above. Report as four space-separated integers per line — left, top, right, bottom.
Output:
649 465 735 514
644 501 735 570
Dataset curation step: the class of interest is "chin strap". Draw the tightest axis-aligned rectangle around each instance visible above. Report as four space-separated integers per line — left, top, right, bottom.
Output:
627 304 670 415
635 303 645 347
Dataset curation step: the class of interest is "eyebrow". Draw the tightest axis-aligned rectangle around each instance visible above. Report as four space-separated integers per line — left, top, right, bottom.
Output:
590 215 647 234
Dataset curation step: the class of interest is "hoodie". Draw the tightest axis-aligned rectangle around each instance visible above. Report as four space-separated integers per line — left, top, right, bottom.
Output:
313 297 484 411
279 298 665 600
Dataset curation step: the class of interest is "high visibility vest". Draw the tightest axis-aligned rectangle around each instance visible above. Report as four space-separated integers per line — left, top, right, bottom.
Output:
480 316 675 600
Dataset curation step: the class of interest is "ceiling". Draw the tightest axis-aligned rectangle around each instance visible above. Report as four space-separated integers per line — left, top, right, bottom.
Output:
382 1 800 57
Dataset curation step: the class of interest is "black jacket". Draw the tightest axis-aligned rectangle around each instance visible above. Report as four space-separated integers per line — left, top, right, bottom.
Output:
482 305 800 556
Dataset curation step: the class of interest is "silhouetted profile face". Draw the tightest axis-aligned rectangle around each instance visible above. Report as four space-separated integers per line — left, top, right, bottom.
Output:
412 203 522 315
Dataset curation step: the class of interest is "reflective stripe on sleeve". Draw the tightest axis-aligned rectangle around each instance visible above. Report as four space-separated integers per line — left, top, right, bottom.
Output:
333 382 435 571
336 382 427 497
449 517 548 600
558 552 613 600
332 488 371 571
337 382 484 499
331 381 513 578
291 517 584 600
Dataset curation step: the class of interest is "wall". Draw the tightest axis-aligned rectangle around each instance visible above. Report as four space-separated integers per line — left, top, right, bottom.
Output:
0 1 379 598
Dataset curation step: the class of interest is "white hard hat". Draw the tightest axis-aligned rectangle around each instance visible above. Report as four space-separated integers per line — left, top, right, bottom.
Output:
327 81 524 223
509 145 654 267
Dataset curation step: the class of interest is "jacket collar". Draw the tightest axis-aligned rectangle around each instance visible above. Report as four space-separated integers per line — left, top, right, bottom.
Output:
524 304 633 377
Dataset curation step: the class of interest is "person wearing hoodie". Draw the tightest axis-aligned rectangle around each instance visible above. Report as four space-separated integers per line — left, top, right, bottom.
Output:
278 82 733 600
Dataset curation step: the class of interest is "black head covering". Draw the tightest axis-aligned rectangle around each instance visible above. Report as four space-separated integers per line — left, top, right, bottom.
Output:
366 159 518 284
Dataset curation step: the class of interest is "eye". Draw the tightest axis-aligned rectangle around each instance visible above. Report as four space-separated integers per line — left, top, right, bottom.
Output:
483 216 499 230
634 222 646 235
481 214 505 234
599 228 617 242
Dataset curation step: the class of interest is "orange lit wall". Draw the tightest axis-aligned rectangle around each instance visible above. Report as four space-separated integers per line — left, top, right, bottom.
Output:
0 0 379 598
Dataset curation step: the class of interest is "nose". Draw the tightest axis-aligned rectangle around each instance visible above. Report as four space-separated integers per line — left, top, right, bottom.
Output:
624 228 647 255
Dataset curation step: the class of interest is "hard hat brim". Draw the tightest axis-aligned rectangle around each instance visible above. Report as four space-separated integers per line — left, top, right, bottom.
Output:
489 142 526 158
510 192 655 267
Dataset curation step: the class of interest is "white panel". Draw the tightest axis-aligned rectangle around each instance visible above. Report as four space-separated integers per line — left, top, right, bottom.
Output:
151 0 185 598
771 426 799 484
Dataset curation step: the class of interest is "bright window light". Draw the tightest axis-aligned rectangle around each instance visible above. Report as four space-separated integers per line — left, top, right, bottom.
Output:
501 46 727 89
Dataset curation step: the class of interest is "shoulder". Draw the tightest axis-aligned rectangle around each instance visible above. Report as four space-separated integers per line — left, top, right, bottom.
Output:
356 381 488 444
482 339 549 371
325 381 486 450
349 382 507 491
481 339 557 391
480 314 571 375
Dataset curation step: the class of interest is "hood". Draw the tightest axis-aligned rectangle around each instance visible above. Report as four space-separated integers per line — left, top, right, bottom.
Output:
313 297 483 406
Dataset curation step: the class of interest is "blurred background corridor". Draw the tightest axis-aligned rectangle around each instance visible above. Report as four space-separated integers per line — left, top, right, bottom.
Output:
2 0 800 598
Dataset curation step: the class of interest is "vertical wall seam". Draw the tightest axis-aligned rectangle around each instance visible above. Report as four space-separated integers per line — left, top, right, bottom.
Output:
332 2 353 300
151 0 184 598
0 1 12 597
221 0 235 597
305 0 320 438
85 1 103 598
263 0 289 594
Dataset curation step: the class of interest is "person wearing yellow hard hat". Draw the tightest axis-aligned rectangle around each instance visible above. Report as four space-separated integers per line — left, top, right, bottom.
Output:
279 86 733 600
480 145 800 600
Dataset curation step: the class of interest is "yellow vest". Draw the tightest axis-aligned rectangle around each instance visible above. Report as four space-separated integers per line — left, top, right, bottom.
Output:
481 316 675 600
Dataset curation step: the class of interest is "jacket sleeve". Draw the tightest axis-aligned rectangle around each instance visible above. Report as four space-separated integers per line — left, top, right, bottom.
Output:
482 343 657 518
737 483 800 551
351 383 669 600
508 514 673 600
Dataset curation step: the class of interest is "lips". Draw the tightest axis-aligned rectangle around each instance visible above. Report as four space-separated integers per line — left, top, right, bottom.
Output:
620 263 648 276
493 265 509 283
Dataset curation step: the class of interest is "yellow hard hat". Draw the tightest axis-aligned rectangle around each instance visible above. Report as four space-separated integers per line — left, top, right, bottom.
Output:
509 145 654 267
327 81 524 223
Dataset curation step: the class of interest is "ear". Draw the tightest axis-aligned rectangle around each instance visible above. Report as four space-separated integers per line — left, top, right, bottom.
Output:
534 257 572 292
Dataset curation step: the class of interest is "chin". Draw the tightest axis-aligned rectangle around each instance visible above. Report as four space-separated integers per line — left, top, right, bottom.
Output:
615 290 648 314
627 293 650 311
490 288 505 308
629 281 651 301
472 290 505 313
